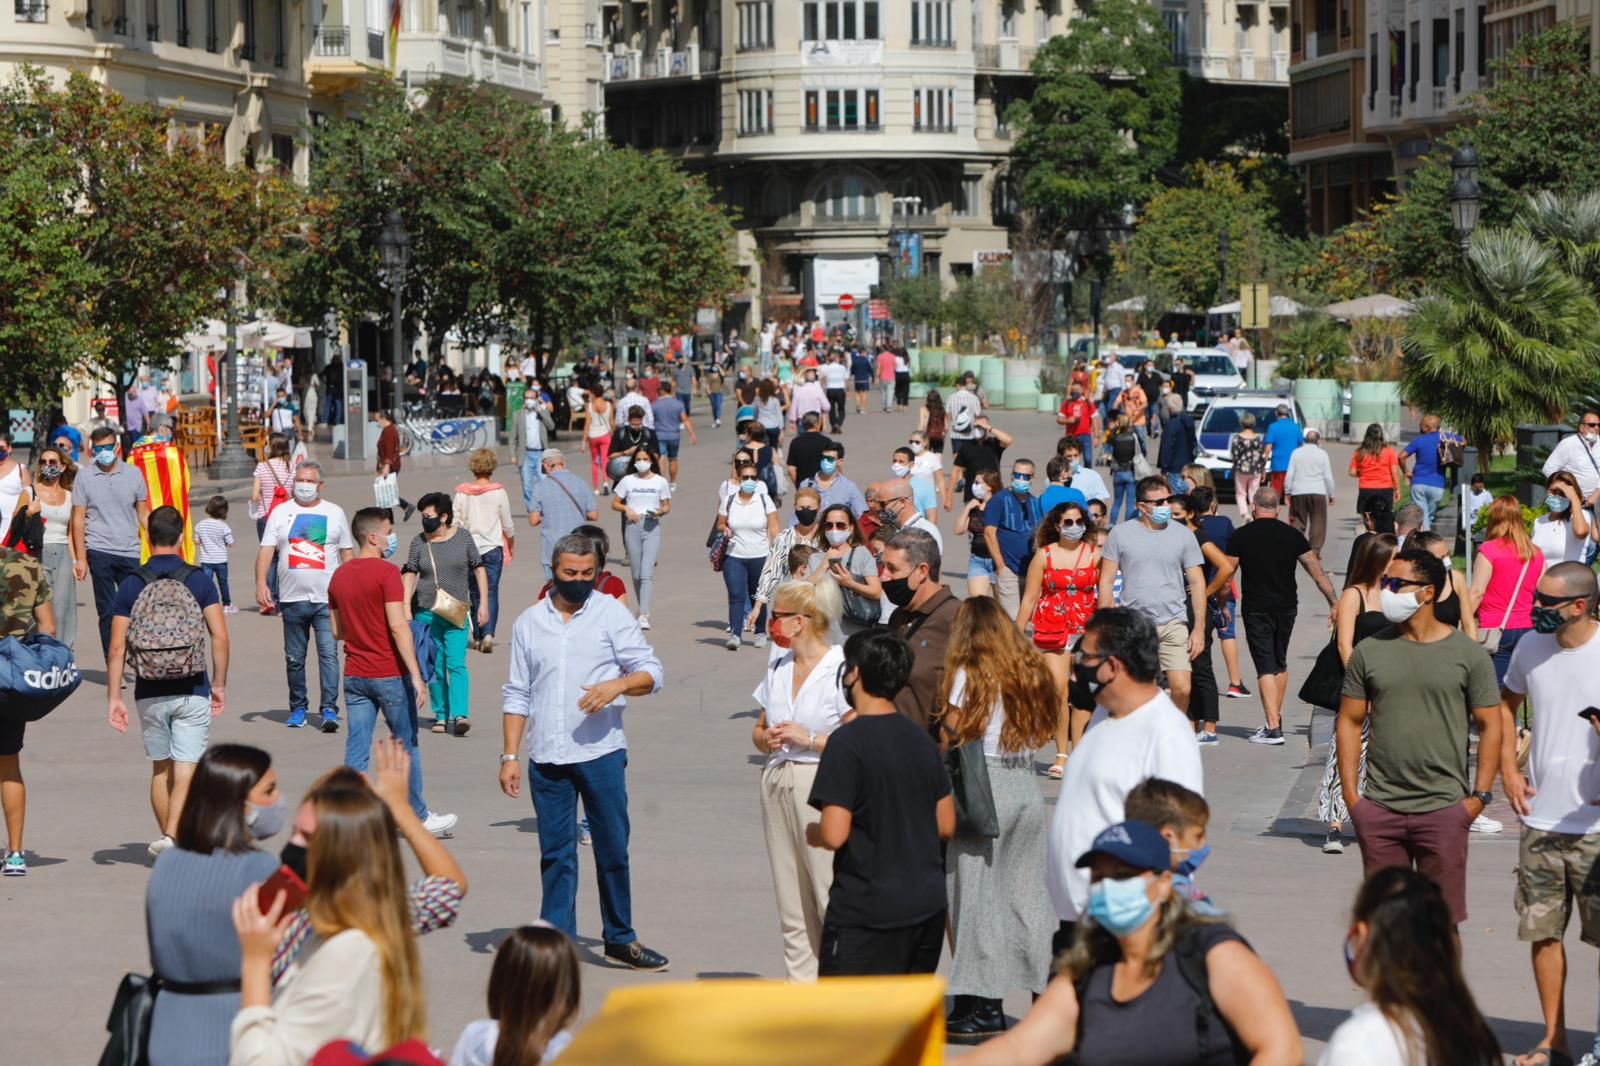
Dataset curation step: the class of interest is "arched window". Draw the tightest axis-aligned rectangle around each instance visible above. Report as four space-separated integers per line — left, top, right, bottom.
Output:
815 174 878 221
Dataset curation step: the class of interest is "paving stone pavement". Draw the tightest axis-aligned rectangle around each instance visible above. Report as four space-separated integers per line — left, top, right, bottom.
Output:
0 400 1583 1063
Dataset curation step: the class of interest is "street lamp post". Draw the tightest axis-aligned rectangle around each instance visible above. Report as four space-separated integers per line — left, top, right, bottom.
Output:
1217 229 1231 348
1449 143 1482 256
378 210 411 414
1089 276 1104 364
208 279 256 480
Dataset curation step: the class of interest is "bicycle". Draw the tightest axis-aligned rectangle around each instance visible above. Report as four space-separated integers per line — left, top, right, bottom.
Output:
396 409 489 456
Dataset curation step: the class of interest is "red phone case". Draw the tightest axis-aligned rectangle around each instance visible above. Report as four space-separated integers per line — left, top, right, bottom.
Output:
257 865 308 915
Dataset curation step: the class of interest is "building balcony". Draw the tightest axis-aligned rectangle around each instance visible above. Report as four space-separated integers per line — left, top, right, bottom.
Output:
307 22 388 95
395 33 542 98
604 44 719 84
1222 50 1291 83
974 39 1036 73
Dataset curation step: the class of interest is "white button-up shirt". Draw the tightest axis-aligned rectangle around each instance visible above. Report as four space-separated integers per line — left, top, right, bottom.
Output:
1544 433 1600 499
502 592 664 766
751 644 850 766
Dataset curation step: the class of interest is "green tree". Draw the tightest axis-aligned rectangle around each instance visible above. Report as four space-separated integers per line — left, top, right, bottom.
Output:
1274 313 1352 382
1401 228 1600 456
883 273 944 331
1521 189 1600 298
1007 0 1181 249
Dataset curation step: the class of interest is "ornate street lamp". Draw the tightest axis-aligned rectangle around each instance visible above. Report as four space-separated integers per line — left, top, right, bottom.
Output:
1449 142 1482 255
378 210 411 413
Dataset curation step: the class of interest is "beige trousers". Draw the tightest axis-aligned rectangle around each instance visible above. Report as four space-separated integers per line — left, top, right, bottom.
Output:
760 759 834 981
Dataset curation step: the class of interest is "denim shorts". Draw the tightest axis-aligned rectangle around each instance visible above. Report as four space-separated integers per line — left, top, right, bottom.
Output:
967 553 997 580
137 693 211 762
660 437 681 459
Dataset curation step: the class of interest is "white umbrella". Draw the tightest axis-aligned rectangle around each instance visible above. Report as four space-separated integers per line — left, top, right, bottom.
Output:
239 319 313 349
1322 294 1415 320
183 320 227 350
1107 296 1147 312
1207 295 1305 317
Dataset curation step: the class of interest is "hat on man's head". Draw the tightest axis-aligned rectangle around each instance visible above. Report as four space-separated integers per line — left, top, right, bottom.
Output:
1075 820 1171 873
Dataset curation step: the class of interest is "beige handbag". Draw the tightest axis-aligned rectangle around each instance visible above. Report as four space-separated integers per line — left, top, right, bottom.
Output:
424 540 470 628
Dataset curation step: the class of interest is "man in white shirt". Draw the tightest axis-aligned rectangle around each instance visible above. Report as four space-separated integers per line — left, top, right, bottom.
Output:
254 460 355 732
820 353 852 434
1284 428 1337 553
1045 607 1204 953
512 389 555 511
499 533 668 971
946 375 983 449
1058 439 1109 502
1544 412 1600 538
615 387 655 429
1501 562 1600 1066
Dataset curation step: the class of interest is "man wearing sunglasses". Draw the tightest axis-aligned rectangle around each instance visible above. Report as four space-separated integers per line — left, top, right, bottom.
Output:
1098 476 1206 711
1498 563 1600 1066
1336 548 1502 928
1542 411 1600 561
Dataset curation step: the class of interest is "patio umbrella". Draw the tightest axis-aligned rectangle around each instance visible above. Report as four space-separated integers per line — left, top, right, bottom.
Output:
1322 294 1416 320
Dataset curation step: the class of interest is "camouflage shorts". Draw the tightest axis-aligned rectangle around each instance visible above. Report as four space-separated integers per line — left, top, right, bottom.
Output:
1515 827 1600 945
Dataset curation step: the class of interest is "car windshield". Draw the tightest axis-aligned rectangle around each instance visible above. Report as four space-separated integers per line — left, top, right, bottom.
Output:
1203 406 1281 434
1183 354 1237 376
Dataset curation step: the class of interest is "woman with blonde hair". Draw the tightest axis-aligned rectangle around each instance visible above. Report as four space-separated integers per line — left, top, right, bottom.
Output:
939 595 1060 1042
231 745 437 1064
454 448 515 654
1470 494 1544 685
1180 463 1213 493
750 578 851 981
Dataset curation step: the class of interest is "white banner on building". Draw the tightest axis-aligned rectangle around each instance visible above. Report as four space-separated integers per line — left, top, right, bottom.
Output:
800 40 885 67
812 255 880 307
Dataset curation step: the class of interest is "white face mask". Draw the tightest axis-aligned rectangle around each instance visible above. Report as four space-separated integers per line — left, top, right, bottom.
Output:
292 483 318 504
972 483 991 500
909 442 925 454
634 459 652 473
825 528 851 547
1379 587 1423 624
891 462 910 478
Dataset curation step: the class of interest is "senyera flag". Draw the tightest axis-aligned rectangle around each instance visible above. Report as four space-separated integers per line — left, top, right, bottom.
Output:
130 440 195 564
388 0 401 70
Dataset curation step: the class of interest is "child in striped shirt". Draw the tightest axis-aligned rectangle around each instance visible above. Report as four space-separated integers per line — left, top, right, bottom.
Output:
194 495 236 614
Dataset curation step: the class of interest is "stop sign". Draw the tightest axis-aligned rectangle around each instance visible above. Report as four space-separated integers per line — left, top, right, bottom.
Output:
838 293 856 311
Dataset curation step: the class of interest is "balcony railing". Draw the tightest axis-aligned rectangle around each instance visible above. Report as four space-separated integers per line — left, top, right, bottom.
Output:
368 30 385 60
313 24 350 56
911 35 955 48
605 46 718 82
737 36 773 52
1431 86 1447 109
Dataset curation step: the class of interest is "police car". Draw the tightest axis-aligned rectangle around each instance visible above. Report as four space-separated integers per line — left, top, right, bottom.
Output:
1158 347 1245 419
1193 391 1306 500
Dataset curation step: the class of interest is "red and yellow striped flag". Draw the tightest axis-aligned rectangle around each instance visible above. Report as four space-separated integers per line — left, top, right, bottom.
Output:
129 441 195 564
388 0 402 71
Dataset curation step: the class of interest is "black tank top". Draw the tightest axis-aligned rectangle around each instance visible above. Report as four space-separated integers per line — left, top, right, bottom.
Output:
1352 589 1390 646
1433 583 1463 629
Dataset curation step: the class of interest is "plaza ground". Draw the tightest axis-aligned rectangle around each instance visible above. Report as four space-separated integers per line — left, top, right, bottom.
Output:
0 400 1582 1063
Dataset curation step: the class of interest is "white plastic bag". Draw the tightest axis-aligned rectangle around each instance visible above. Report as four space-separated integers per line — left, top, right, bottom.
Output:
374 472 400 509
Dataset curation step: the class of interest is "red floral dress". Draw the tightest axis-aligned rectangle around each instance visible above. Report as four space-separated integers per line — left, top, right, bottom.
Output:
1031 543 1098 651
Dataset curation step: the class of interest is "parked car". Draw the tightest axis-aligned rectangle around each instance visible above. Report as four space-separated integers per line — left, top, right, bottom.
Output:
1157 347 1245 418
1192 391 1305 500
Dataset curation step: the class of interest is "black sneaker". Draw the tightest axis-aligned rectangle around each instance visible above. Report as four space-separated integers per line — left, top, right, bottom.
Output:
1247 725 1284 745
1322 829 1344 854
946 998 1008 1045
604 940 669 972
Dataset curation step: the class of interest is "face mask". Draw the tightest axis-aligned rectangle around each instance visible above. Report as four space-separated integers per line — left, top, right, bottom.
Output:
768 616 795 650
94 446 117 468
419 514 443 534
38 464 61 481
1148 505 1172 526
1176 843 1210 876
1070 460 1082 474
245 796 288 840
292 483 318 504
819 458 838 476
909 442 925 454
1546 494 1570 514
891 463 911 478
972 483 991 500
825 528 851 547
1086 875 1156 936
794 507 819 526
740 478 760 495
551 576 595 606
280 841 309 883
882 575 918 608
634 459 652 473
1532 604 1568 634
1062 523 1086 542
1343 936 1360 984
1013 478 1033 494
383 533 399 559
1379 587 1423 623
1585 432 1599 445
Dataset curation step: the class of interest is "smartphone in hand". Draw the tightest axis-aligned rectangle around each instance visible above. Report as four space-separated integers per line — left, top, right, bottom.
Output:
257 864 309 915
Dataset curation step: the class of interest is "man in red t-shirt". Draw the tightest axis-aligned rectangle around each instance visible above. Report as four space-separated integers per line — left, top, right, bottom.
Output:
328 506 454 835
1056 382 1098 464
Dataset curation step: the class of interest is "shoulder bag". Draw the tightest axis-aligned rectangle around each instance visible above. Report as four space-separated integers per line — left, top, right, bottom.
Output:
99 972 242 1066
939 716 1000 839
1478 554 1533 655
423 539 471 628
708 495 732 572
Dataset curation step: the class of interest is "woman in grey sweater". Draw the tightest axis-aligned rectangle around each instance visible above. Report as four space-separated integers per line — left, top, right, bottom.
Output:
145 744 284 1066
402 492 487 736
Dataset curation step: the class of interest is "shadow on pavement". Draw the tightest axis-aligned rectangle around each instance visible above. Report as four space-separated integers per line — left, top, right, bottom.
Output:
239 709 291 725
464 928 513 954
92 842 150 867
18 851 66 868
728 708 759 720
488 817 538 834
696 971 762 980
79 669 109 687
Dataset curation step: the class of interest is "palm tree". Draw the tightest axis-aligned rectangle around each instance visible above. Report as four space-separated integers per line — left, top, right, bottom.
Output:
1521 189 1600 298
1401 227 1600 457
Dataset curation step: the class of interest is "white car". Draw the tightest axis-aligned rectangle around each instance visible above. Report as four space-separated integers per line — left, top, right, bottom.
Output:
1161 348 1245 417
1193 392 1306 500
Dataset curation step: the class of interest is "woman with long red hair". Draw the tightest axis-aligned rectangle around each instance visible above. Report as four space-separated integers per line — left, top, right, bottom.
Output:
1468 494 1544 687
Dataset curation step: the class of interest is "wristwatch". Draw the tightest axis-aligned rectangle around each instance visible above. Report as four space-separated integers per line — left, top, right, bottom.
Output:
1471 790 1493 806
499 753 519 765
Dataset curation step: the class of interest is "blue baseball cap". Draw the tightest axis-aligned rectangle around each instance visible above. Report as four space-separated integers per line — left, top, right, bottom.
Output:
1075 820 1171 873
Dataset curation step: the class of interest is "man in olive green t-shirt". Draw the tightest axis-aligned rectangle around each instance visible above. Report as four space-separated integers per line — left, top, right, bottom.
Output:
1336 548 1502 924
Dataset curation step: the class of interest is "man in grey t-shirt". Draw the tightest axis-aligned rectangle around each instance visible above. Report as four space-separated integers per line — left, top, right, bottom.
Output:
1097 475 1206 711
72 426 150 657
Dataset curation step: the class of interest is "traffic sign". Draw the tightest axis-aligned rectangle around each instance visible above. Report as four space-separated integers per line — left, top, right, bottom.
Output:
838 294 856 312
1239 284 1270 330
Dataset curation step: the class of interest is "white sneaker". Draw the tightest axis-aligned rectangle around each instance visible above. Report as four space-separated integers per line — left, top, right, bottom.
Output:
754 634 768 649
725 634 741 650
223 605 239 615
147 835 175 860
422 811 458 837
1575 1054 1599 1066
669 482 678 492
1470 813 1504 834
638 613 651 630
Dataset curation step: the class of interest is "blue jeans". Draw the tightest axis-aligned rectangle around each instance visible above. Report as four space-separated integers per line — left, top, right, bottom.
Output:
280 600 340 713
344 676 426 819
1411 482 1445 530
529 748 635 945
87 549 141 658
201 561 230 606
255 518 279 604
723 554 766 634
520 449 544 512
470 547 504 641
1491 626 1530 687
1075 433 1095 467
710 392 723 423
1111 470 1137 523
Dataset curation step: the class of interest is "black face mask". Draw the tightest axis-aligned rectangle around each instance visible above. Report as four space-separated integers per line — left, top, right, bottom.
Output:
419 515 443 535
794 507 819 527
552 576 595 607
837 663 859 709
280 841 308 882
882 574 917 608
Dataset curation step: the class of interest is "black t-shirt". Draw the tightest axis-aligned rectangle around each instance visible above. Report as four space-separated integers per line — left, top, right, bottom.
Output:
1074 923 1247 1066
1169 369 1193 399
1226 517 1311 612
808 713 952 929
954 436 1006 500
786 431 835 485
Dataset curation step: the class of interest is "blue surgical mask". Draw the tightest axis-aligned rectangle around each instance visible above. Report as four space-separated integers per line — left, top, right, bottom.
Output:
1012 477 1033 494
94 446 117 468
1070 460 1082 474
383 533 399 559
819 457 838 476
1176 843 1210 876
740 478 760 495
1086 875 1156 936
1149 505 1173 525
1546 494 1571 514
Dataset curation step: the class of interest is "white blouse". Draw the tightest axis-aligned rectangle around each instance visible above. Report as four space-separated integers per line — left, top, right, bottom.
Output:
230 929 385 1066
752 644 850 766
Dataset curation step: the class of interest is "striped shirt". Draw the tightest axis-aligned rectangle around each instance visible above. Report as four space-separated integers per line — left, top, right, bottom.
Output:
249 458 294 521
194 518 234 564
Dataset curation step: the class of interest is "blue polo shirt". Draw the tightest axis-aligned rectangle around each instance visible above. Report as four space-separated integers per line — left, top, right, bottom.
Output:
984 489 1043 576
1403 431 1446 489
1264 418 1303 473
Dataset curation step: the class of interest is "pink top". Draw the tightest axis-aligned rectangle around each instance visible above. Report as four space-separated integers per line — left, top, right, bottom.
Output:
1476 538 1543 630
876 351 896 382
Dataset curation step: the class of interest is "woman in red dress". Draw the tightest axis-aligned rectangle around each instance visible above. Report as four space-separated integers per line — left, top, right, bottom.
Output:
1016 501 1099 779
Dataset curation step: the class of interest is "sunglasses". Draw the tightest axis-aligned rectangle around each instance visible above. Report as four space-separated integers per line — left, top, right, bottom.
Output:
1013 472 1034 480
824 522 852 531
1140 496 1174 506
1379 576 1430 592
1061 519 1086 528
1534 591 1586 607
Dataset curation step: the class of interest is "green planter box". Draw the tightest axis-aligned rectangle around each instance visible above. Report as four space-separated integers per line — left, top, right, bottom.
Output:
1349 381 1402 442
1293 379 1342 439
1038 392 1061 414
909 381 931 401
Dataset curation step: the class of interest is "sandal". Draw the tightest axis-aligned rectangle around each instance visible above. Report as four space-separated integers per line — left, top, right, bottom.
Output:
1515 1049 1574 1066
432 720 447 734
1045 755 1068 780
